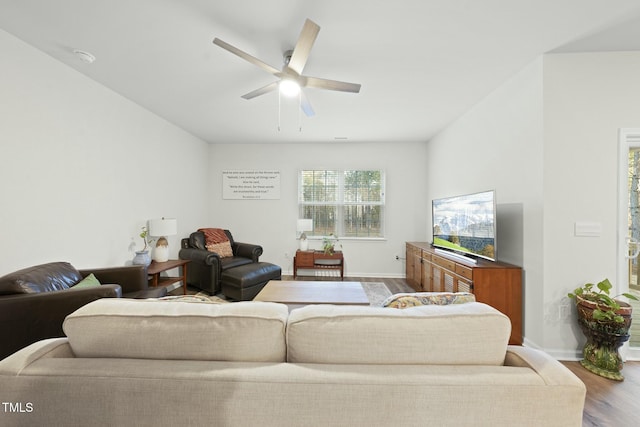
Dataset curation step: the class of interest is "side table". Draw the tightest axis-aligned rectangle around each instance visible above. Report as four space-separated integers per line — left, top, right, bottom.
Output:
147 259 190 295
293 250 344 280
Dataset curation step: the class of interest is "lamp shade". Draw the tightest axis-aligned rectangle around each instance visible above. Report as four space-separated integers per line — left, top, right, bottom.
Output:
148 218 177 237
297 219 313 232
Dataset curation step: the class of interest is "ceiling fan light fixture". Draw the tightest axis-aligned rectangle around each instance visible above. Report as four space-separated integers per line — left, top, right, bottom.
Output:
279 79 301 97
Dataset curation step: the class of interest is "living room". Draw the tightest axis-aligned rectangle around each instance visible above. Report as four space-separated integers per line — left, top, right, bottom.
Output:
3 0 640 377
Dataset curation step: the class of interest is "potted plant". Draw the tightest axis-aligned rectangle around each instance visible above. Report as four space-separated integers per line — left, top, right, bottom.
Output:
568 278 638 380
322 234 341 255
132 226 153 266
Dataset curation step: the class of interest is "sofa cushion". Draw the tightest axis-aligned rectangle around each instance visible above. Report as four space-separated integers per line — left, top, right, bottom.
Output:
198 228 234 257
382 292 476 308
206 241 234 257
0 262 82 295
63 299 288 362
72 273 101 289
286 302 510 365
220 256 254 270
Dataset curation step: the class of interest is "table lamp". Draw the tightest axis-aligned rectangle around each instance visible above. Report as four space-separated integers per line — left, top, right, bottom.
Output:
297 219 313 251
148 217 177 262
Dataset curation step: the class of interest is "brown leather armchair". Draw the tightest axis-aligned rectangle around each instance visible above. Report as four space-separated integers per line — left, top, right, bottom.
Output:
0 262 166 360
179 230 263 295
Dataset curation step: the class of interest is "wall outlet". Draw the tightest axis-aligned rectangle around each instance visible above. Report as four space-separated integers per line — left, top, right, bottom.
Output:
559 303 571 320
284 252 289 259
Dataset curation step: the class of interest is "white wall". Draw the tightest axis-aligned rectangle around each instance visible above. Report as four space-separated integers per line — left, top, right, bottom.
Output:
426 59 545 345
543 51 640 357
207 141 429 276
0 29 210 274
426 51 640 357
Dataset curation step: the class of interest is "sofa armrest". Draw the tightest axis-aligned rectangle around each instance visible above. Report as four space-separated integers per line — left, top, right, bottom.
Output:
79 265 147 294
234 242 263 261
0 286 120 360
179 247 220 265
179 248 222 294
505 346 587 389
0 338 73 376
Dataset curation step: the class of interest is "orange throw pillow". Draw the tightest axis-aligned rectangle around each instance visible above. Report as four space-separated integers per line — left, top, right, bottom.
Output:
198 228 234 257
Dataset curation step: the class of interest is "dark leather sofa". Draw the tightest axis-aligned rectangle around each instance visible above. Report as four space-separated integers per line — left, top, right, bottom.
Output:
179 230 263 295
0 261 166 360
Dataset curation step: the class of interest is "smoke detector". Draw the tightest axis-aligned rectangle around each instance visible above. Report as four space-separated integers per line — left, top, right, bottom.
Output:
73 49 96 64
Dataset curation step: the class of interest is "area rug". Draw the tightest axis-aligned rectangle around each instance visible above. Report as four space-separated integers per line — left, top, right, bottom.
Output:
361 282 392 306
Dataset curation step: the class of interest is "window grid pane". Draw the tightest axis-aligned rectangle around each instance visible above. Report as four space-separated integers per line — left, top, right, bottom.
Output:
300 170 339 203
343 205 383 237
344 170 383 203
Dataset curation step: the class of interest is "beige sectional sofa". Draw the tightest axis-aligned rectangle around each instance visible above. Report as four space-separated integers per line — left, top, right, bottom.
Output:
0 299 585 426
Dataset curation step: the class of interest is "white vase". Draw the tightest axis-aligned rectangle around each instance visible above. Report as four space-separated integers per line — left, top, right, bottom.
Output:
299 238 309 251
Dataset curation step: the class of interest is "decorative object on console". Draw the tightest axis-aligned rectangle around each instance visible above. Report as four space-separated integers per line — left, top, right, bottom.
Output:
149 217 178 263
132 251 151 266
322 233 341 255
132 226 152 266
297 219 313 251
568 278 638 381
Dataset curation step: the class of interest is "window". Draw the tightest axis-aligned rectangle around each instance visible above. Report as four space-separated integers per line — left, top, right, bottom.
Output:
298 170 385 238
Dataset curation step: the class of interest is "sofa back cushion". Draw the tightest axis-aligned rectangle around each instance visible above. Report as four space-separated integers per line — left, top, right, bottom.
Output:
286 302 510 365
63 299 288 362
0 262 82 295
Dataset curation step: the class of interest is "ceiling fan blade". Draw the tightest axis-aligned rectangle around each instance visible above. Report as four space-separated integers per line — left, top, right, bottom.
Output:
300 90 315 117
287 19 320 75
241 81 279 100
213 38 280 75
304 76 361 93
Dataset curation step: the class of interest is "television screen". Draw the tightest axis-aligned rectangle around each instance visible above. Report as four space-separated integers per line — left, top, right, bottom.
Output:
432 190 496 262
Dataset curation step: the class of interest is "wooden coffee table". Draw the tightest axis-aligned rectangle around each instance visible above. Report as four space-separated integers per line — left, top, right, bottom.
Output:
253 281 369 308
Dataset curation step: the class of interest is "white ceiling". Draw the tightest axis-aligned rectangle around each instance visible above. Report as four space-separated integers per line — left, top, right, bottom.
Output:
2 0 640 144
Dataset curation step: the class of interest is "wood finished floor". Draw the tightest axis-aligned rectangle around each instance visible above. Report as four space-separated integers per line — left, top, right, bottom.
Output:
178 276 638 426
562 360 639 427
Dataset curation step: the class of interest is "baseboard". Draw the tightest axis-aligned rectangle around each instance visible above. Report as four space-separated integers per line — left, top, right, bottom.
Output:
522 337 582 361
281 269 404 279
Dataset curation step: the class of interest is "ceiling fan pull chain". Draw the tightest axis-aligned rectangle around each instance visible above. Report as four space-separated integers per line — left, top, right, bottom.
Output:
298 92 302 132
278 90 281 132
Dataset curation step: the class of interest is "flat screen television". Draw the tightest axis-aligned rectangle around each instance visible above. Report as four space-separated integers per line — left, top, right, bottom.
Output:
431 190 496 262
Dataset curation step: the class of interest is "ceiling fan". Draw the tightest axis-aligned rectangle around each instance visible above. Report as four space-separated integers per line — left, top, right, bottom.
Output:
213 19 361 117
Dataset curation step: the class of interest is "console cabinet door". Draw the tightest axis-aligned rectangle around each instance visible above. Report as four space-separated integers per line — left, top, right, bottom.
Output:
431 263 443 292
420 253 433 291
405 243 422 291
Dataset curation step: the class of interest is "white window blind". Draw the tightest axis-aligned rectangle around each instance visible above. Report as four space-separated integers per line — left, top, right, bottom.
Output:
298 170 385 238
